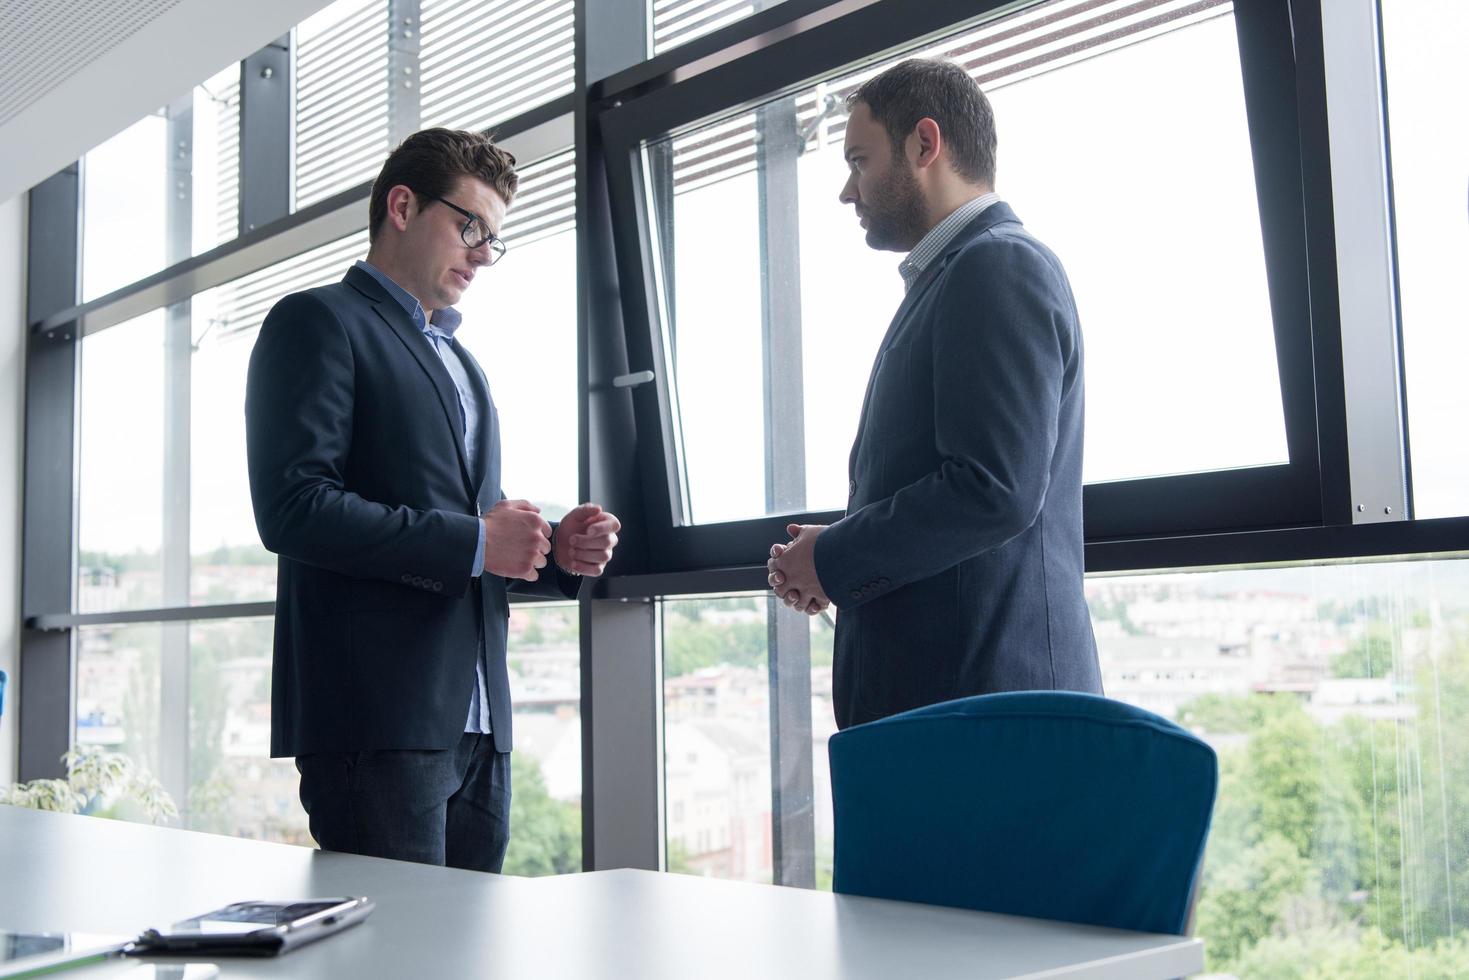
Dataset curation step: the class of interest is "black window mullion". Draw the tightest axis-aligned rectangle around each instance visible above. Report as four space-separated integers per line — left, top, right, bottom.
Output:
20 166 82 781
240 36 293 232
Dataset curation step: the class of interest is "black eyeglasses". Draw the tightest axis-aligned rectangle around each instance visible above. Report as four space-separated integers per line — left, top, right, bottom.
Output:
421 192 507 264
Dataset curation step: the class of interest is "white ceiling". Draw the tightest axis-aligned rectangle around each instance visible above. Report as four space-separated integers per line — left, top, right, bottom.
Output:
0 0 333 205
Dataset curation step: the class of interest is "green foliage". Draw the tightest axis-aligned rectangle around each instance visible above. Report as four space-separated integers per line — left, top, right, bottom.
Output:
666 839 696 876
1237 928 1469 980
78 549 162 575
662 598 768 679
1185 632 1469 977
502 752 581 877
2 747 177 824
1196 833 1315 965
1087 594 1145 635
1331 626 1395 679
1177 692 1264 736
198 543 277 567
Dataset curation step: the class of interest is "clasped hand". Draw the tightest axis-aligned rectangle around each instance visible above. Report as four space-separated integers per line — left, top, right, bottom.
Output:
767 523 830 616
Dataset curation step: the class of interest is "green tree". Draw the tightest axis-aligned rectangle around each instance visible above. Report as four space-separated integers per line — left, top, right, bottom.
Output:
1195 832 1315 966
662 598 768 678
502 752 581 876
1331 626 1395 679
1183 630 1469 975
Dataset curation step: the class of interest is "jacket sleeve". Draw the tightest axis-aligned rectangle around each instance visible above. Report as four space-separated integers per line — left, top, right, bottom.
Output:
245 291 481 596
813 238 1072 609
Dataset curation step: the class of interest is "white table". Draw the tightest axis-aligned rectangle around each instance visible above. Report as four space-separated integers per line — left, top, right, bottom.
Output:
0 806 1202 978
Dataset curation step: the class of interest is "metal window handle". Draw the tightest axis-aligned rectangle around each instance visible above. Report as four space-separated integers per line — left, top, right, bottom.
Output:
613 370 655 388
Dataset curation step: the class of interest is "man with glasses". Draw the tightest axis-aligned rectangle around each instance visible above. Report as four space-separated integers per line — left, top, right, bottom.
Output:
246 128 620 872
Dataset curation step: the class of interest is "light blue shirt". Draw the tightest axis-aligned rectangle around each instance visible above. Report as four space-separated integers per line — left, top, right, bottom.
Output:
355 260 492 734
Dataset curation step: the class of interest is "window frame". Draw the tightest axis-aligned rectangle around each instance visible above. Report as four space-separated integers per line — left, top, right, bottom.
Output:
597 0 1344 572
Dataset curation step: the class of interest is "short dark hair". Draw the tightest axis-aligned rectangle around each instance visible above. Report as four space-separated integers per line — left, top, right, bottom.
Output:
368 128 518 242
847 59 996 185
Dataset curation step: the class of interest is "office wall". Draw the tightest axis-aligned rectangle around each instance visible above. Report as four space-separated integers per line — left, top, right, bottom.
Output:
0 194 25 786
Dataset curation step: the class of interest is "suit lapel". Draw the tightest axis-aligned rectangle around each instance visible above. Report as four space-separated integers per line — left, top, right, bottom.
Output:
844 202 1023 482
846 260 949 478
346 268 476 494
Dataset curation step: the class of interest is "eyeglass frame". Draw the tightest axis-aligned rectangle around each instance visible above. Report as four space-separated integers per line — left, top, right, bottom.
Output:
418 190 508 263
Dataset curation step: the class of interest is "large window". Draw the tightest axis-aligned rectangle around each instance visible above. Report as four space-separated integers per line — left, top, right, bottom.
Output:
293 0 392 210
650 0 786 56
75 604 583 865
420 0 574 133
1380 0 1469 519
662 595 775 881
292 0 576 212
190 231 370 603
797 555 1469 974
454 150 579 516
77 310 168 613
80 63 242 302
634 0 1290 527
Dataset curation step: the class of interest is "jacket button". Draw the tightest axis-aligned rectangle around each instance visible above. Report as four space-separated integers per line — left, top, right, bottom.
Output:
878 578 890 588
850 589 861 600
401 573 412 583
848 479 857 497
433 581 443 592
411 575 423 587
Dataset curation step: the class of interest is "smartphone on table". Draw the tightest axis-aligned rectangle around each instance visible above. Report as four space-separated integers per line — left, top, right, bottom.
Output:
133 898 375 956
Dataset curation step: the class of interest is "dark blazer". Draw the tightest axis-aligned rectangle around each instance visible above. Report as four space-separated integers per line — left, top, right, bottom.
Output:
813 203 1102 729
245 265 577 758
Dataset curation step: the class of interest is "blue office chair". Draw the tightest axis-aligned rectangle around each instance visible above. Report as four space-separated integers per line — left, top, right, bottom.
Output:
830 691 1217 936
0 668 6 719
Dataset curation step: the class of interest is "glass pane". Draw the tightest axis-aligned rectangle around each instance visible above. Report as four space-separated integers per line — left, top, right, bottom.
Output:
651 0 787 56
420 0 574 133
82 114 168 301
294 0 390 210
504 601 583 875
189 314 277 604
74 623 168 822
190 231 370 604
662 595 774 882
1380 0 1469 519
187 618 309 843
78 310 167 612
454 150 578 517
1090 556 1469 974
80 604 579 852
647 0 1287 525
810 611 836 891
192 63 242 255
82 66 243 300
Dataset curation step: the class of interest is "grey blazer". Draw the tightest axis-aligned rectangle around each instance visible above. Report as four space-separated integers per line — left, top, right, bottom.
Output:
813 203 1102 729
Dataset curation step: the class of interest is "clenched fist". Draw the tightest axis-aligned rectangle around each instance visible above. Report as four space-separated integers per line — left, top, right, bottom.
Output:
553 503 622 577
483 499 552 581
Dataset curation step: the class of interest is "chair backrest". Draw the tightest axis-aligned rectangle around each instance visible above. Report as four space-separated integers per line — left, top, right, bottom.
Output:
829 691 1217 936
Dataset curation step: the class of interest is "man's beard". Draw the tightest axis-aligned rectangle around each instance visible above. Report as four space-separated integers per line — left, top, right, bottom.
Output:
862 161 927 252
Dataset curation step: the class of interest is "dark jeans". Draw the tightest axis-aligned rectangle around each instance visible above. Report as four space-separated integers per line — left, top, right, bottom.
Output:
295 733 511 873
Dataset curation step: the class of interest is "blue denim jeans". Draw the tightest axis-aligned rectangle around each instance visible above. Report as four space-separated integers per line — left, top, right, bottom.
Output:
295 733 510 873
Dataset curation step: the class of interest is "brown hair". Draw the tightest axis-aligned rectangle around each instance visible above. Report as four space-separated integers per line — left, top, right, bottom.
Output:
368 128 518 242
847 59 996 186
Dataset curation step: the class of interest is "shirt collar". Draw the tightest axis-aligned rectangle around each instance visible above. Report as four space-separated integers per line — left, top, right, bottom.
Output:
354 259 462 337
898 192 1002 291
